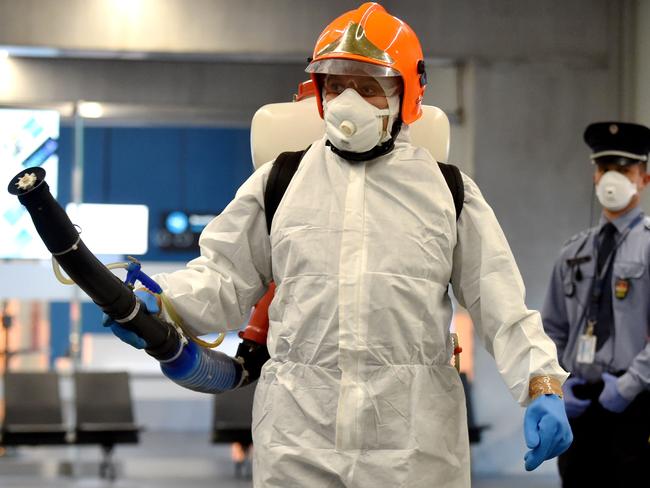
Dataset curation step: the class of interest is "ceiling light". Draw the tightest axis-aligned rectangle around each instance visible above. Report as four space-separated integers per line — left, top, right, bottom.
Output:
77 101 104 119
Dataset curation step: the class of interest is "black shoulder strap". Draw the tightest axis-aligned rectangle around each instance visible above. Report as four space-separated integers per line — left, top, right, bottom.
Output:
264 149 308 233
437 162 465 221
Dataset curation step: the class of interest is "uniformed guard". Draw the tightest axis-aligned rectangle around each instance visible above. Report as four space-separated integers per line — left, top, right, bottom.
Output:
542 121 650 487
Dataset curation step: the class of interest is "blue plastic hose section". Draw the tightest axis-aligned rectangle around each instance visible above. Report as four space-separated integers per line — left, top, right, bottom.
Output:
160 341 242 393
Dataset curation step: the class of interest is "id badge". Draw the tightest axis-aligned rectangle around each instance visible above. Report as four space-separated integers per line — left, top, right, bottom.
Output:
576 334 597 364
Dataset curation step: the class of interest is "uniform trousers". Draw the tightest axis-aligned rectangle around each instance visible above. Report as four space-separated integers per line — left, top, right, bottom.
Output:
558 379 649 488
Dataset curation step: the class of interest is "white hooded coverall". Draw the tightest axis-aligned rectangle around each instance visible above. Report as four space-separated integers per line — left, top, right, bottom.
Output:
154 128 567 487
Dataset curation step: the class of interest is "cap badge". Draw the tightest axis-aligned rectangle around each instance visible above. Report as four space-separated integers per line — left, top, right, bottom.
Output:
609 124 619 135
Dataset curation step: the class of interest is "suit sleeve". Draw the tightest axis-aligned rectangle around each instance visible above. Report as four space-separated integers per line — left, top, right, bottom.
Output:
450 174 568 406
153 162 274 335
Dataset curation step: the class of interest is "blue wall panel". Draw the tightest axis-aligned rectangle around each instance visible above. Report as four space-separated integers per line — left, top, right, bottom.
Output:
57 126 107 205
56 125 253 261
83 128 109 203
107 128 186 261
49 302 70 366
107 128 184 205
185 128 253 211
49 126 253 364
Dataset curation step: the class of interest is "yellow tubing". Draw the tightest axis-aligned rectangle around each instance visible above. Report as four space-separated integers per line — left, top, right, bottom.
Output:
52 257 225 349
158 293 225 348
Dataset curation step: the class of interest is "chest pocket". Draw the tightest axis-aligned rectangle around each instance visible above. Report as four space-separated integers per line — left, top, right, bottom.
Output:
614 261 645 279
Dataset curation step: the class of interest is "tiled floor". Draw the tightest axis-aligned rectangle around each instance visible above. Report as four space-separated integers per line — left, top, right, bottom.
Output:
0 432 560 488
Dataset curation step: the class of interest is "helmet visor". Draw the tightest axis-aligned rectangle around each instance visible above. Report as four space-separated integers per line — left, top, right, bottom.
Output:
306 58 401 78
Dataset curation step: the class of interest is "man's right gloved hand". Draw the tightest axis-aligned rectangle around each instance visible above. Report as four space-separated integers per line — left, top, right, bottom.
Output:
102 290 160 349
562 376 591 418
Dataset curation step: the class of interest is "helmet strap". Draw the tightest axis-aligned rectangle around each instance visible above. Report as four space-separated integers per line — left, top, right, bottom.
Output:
326 116 403 162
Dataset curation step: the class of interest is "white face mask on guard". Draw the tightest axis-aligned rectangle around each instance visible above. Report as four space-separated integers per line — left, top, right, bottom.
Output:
323 88 400 153
595 170 638 211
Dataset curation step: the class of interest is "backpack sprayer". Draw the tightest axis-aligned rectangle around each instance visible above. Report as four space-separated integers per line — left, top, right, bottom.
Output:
8 167 269 393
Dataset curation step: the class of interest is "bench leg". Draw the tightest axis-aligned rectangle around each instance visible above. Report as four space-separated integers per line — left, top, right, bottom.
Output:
99 444 116 481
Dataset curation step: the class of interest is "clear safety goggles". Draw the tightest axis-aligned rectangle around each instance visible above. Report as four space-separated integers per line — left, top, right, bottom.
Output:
320 74 402 98
308 59 402 100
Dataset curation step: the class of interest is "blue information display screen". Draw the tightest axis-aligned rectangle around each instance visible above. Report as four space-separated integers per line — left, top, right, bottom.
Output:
0 108 60 259
156 210 221 251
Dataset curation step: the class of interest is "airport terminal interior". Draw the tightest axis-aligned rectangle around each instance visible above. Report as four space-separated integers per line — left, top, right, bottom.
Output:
1 1 649 487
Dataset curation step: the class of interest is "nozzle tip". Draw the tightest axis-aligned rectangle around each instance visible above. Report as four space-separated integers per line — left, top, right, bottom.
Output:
8 167 46 196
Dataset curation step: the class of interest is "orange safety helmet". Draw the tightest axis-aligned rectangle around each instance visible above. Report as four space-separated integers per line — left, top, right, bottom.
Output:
306 2 427 125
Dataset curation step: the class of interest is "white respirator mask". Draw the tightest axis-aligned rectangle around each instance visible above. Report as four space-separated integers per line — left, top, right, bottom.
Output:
323 87 400 153
595 170 638 211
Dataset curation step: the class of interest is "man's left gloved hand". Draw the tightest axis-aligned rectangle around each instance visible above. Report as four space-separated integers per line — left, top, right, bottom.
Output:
598 372 632 413
523 394 573 471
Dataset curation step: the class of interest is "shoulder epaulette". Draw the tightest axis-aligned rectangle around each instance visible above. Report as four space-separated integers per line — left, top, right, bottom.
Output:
562 229 592 249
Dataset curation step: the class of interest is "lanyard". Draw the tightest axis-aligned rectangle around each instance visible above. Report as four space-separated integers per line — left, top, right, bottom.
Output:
585 214 644 333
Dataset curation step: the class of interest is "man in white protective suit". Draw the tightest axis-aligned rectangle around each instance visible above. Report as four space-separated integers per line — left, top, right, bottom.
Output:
107 3 573 487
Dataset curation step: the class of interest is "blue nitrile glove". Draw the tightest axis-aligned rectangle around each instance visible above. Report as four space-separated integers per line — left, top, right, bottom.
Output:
523 394 573 471
598 372 631 413
562 376 591 418
102 290 160 350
